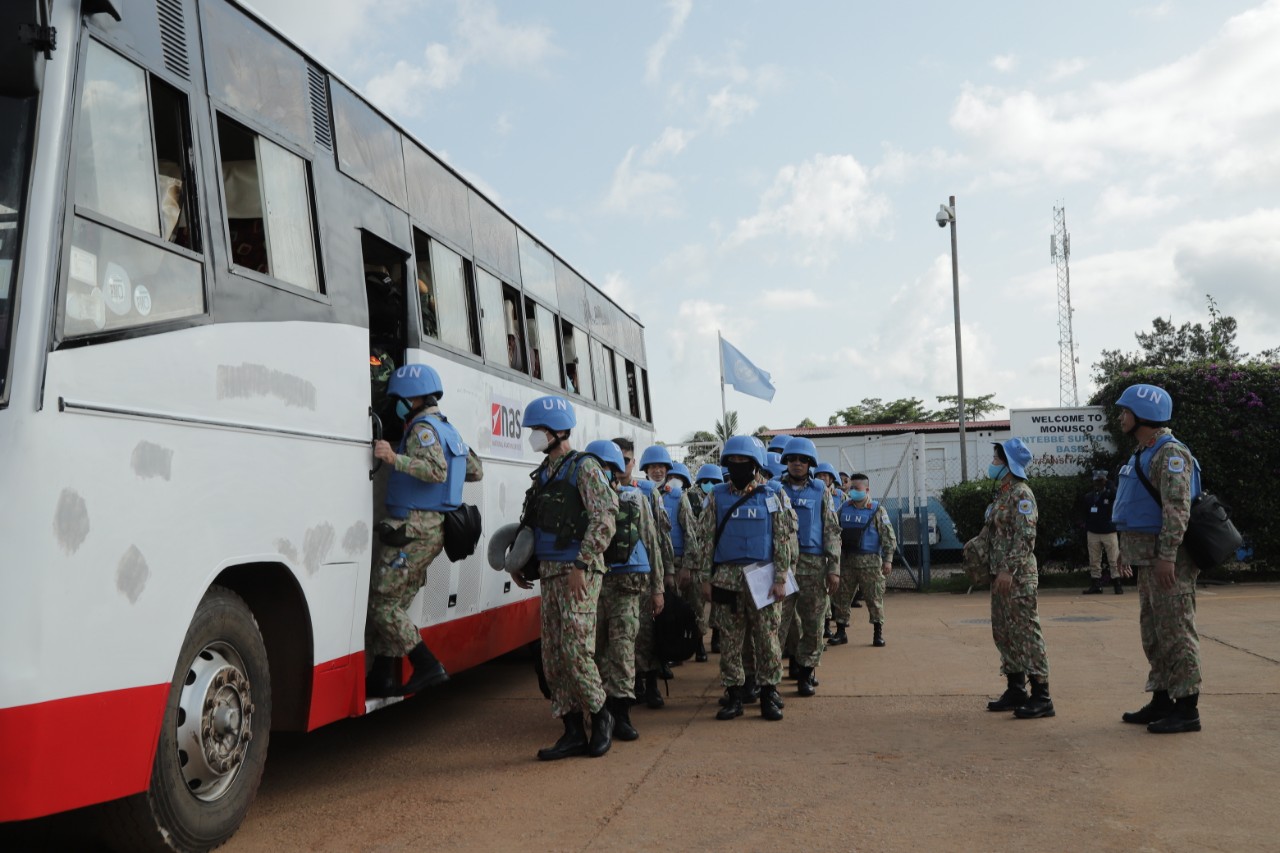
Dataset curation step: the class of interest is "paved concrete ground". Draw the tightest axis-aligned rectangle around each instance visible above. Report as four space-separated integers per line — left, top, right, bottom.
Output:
6 583 1278 851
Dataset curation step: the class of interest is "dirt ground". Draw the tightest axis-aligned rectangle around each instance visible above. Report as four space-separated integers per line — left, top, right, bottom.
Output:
7 583 1279 852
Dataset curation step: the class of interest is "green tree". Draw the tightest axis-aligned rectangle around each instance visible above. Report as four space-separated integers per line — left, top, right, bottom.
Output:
753 424 772 439
685 429 717 443
797 417 817 428
714 410 740 442
929 393 1003 422
827 397 932 426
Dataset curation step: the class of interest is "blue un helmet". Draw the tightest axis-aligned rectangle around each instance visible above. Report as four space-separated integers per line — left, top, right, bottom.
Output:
523 395 576 431
780 436 819 468
815 461 839 480
583 439 626 475
767 433 792 455
721 435 766 468
764 452 786 480
387 363 444 400
1115 383 1173 423
695 463 724 484
994 438 1033 480
668 462 692 488
639 445 674 469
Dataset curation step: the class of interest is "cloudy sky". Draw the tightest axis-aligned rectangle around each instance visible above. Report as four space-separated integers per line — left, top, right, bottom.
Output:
250 0 1280 441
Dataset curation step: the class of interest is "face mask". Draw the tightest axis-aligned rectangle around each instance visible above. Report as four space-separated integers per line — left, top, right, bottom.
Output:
725 460 757 490
848 489 867 502
395 399 412 421
988 463 1008 480
701 482 715 494
528 429 551 453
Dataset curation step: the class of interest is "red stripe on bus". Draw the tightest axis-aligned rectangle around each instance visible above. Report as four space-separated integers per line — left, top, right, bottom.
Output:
2 597 543 820
0 683 169 822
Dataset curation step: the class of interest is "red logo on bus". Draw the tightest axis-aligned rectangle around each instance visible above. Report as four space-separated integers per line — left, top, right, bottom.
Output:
492 403 522 438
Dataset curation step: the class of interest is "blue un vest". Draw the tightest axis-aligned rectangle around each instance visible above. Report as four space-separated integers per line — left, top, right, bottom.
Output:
662 486 685 556
838 501 881 555
385 414 468 518
783 478 827 555
711 483 773 564
1112 435 1202 534
532 456 586 562
609 485 651 574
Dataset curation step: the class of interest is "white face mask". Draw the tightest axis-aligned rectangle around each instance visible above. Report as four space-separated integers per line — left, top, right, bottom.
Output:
528 429 551 453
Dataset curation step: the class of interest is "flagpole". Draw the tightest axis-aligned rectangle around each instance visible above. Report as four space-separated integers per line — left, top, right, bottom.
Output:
717 329 728 437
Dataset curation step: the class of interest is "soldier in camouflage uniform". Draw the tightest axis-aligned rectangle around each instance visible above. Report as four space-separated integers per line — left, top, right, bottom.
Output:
681 463 723 661
1111 384 1203 734
975 438 1054 719
583 441 664 742
777 439 840 695
663 463 706 662
368 364 483 698
631 443 677 708
837 473 897 648
510 396 619 760
693 435 799 721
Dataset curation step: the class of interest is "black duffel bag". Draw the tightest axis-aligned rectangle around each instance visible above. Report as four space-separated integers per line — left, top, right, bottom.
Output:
1134 447 1243 571
442 503 483 562
653 590 701 664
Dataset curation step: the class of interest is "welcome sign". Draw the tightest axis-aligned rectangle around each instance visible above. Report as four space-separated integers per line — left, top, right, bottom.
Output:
1008 406 1115 476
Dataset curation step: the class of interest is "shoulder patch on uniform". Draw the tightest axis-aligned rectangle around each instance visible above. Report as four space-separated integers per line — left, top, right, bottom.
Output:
415 426 437 446
1167 456 1186 474
1017 499 1034 515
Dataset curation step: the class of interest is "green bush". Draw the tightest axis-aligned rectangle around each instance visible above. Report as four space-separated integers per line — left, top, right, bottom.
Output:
941 476 1091 566
1091 362 1280 562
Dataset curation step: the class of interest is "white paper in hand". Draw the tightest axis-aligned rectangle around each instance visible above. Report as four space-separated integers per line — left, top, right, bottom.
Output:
741 562 798 609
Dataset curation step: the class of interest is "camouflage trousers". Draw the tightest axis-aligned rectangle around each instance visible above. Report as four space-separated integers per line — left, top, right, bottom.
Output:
990 575 1049 679
778 571 831 668
1137 548 1201 698
367 529 442 656
853 556 886 626
714 586 783 687
635 590 659 672
678 562 708 636
830 558 866 626
595 572 646 699
541 566 606 718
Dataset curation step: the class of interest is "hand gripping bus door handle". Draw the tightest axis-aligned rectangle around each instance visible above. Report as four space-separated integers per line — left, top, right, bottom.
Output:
370 408 384 480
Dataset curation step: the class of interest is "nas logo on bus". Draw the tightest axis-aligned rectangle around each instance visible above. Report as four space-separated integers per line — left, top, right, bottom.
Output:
489 394 526 459
491 403 522 439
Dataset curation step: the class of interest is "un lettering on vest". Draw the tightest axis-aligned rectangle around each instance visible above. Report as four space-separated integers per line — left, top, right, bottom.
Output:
489 393 524 459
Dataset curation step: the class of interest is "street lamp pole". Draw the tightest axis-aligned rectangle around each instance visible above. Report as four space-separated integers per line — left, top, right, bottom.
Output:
943 195 968 482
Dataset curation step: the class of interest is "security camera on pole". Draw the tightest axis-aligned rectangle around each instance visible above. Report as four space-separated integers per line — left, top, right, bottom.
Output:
936 196 968 482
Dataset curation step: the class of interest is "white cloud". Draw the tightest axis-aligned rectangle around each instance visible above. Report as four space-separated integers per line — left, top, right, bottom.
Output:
1092 185 1182 223
706 87 759 129
364 0 556 116
1047 57 1090 82
641 127 695 165
646 0 693 84
600 271 637 314
604 147 682 218
757 289 821 309
1134 2 1173 19
951 1 1280 185
871 143 968 182
726 154 892 263
990 54 1018 73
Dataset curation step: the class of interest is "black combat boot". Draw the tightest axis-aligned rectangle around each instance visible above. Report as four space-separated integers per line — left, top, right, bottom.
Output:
400 642 449 695
823 621 833 640
797 666 816 697
608 696 638 741
710 628 721 654
759 685 784 721
695 636 708 663
1147 693 1201 734
1122 689 1173 725
365 655 399 699
787 656 800 680
642 671 665 709
851 589 864 608
716 686 744 720
1083 578 1104 594
987 673 1028 712
873 624 886 647
537 711 588 760
659 661 675 678
828 624 849 646
1112 578 1125 595
1014 677 1055 718
588 704 614 756
742 675 761 704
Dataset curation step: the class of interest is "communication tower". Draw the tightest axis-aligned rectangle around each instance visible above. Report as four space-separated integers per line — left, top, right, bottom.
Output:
1050 205 1079 406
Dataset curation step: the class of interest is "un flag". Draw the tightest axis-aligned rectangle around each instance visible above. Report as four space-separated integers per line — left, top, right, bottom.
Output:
720 337 776 402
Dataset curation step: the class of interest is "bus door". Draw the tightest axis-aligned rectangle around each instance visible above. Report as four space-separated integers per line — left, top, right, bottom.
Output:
361 231 410 518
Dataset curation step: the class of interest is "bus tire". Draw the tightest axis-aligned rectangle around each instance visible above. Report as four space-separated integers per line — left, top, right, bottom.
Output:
103 586 272 852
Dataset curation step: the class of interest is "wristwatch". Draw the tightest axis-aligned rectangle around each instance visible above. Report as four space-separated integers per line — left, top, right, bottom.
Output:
573 559 588 572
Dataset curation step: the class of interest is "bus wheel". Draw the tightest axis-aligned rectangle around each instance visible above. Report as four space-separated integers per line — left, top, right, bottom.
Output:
106 586 272 852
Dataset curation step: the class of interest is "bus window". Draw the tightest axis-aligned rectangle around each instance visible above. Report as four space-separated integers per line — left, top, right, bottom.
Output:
640 367 653 422
421 237 478 355
476 268 526 373
561 320 591 398
216 114 320 293
624 359 641 419
590 338 616 410
1 95 37 399
524 298 561 386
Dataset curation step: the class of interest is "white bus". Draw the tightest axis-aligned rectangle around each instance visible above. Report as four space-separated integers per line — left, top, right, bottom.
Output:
0 1 655 848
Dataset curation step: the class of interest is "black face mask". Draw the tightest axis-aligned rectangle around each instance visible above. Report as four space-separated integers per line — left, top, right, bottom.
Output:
725 460 757 489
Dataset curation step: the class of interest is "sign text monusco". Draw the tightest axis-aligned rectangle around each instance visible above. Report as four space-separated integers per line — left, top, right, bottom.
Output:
1008 406 1115 476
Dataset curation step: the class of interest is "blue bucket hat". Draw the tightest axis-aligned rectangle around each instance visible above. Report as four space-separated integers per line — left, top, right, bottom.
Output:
994 438 1032 479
